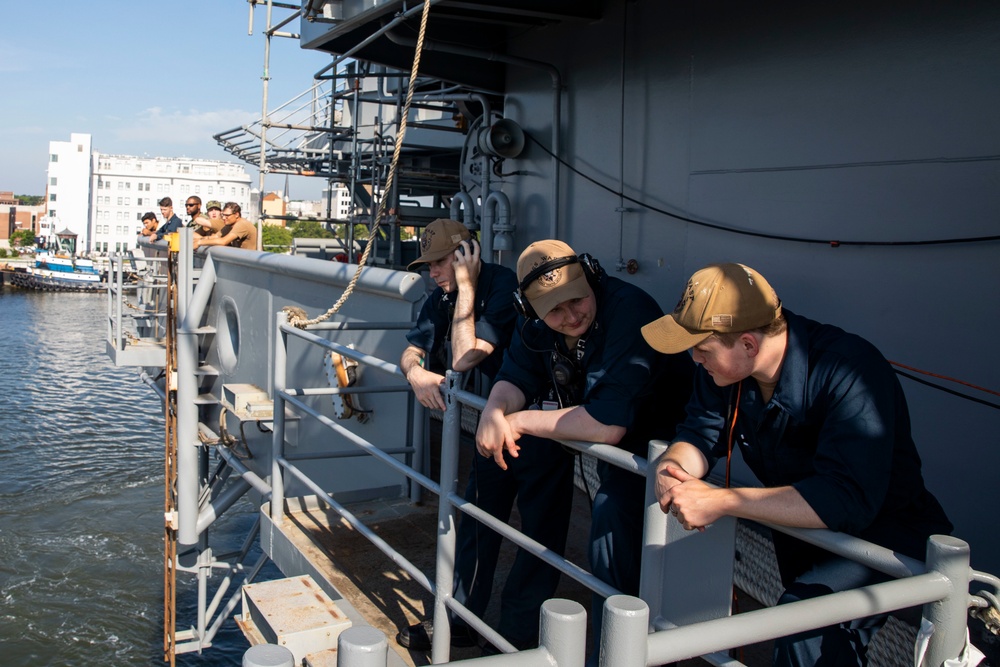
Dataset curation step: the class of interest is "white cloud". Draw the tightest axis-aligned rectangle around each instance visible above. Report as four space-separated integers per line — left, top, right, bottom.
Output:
112 107 258 146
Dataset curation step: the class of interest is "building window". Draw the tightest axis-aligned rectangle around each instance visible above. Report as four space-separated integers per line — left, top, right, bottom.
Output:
50 177 57 186
125 182 131 190
77 144 83 152
118 182 124 190
125 198 130 206
208 186 213 195
117 197 123 205
49 193 57 201
49 209 56 217
145 183 151 191
195 185 200 194
50 154 58 162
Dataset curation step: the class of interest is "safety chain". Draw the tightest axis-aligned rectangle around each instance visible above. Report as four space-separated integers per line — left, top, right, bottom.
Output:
284 0 434 329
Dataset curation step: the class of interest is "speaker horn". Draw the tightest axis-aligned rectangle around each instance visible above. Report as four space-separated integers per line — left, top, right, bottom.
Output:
477 119 525 158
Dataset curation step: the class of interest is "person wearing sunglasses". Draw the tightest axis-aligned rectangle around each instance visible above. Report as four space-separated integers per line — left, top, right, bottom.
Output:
193 202 257 250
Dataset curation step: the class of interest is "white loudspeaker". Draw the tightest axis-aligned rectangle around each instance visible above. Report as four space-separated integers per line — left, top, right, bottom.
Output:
477 119 525 158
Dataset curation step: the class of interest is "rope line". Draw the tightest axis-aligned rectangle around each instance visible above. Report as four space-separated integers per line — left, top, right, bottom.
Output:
285 0 434 328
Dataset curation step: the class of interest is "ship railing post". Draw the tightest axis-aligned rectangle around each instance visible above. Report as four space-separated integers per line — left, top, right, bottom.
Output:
431 370 462 664
598 595 648 667
640 440 736 632
409 400 426 504
176 228 201 555
920 535 971 667
271 311 288 525
539 599 587 666
337 626 388 667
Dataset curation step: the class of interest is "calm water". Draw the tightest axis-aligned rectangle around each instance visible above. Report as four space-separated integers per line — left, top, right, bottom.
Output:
0 288 263 666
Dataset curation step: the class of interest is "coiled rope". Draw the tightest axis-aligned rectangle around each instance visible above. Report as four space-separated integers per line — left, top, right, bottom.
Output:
284 0 434 329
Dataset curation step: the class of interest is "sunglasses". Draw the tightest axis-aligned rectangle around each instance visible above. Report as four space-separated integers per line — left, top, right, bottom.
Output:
185 202 198 207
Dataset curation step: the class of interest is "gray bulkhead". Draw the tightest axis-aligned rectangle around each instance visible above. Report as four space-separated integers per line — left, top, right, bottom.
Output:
305 0 1000 572
198 248 426 502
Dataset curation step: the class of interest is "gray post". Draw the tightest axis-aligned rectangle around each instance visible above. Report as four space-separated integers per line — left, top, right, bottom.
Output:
338 626 388 667
431 371 462 664
176 228 200 556
539 599 587 666
640 440 669 619
271 312 288 524
921 535 971 667
599 595 648 667
409 401 425 503
242 643 295 667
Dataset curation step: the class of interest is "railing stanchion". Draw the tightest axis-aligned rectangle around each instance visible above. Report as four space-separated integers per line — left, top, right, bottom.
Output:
599 595 648 667
271 312 289 524
431 371 462 664
539 599 587 666
337 626 388 667
921 535 972 667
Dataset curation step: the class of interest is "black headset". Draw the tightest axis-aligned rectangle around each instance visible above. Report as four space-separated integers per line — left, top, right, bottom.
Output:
513 253 602 321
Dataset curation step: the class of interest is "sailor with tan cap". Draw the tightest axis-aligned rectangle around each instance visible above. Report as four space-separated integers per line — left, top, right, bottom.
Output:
476 239 693 658
642 262 951 667
398 218 540 653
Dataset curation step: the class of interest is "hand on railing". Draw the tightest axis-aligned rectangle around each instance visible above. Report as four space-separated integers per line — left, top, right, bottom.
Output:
407 365 447 411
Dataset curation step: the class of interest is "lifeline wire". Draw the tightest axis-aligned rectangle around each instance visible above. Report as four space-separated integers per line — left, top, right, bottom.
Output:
525 134 1000 248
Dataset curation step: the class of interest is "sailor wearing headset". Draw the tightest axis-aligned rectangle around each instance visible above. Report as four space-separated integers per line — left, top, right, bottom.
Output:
398 221 576 654
476 239 694 657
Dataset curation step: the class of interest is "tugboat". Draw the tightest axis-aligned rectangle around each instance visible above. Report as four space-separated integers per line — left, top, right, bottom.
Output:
6 230 104 292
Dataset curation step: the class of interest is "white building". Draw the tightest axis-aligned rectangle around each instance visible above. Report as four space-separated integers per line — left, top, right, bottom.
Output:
44 133 253 255
284 183 354 228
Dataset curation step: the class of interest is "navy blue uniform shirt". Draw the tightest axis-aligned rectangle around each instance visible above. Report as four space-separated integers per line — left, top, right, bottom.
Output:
674 309 951 560
405 261 518 382
154 214 183 241
497 274 694 456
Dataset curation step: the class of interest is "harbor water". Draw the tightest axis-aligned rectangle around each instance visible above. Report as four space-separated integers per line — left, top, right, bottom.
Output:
0 288 264 666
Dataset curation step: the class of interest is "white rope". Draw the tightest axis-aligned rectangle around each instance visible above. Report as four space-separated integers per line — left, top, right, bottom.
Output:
285 0 434 328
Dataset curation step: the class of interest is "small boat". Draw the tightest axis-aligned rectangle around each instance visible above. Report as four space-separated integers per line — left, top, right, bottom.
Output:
5 250 104 292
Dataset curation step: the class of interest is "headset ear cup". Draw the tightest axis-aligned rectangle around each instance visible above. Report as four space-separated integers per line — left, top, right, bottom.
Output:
578 253 602 289
513 289 537 320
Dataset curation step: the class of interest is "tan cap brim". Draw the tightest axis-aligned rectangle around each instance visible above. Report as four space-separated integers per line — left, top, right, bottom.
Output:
407 246 455 271
527 271 590 320
641 313 713 354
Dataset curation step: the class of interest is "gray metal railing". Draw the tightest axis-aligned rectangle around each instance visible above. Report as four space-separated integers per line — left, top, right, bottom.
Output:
261 306 981 667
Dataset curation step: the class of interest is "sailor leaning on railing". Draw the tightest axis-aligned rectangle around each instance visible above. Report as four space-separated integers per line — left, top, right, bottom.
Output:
642 262 953 667
475 239 695 660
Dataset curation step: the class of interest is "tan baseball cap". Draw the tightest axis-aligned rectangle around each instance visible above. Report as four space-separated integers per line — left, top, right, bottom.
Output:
516 240 590 320
407 219 472 270
642 263 781 354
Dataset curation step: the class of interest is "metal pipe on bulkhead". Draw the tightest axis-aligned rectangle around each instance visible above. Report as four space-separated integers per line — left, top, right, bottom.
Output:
449 190 475 228
385 30 563 240
482 190 512 262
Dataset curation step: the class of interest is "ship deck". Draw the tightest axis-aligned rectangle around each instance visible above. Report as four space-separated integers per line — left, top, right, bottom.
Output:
275 425 775 666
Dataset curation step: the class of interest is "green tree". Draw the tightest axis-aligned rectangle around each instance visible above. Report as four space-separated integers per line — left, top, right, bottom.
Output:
9 229 36 248
289 220 334 239
261 225 293 254
15 194 44 206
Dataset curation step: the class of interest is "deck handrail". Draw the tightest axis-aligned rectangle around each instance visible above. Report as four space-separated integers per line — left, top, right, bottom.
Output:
249 294 986 667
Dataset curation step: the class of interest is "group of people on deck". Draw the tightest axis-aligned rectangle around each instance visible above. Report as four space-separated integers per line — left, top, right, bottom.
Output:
138 196 257 250
399 217 952 666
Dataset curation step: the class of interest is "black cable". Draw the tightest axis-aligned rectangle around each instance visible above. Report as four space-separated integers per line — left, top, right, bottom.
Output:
526 134 1000 247
895 370 1000 411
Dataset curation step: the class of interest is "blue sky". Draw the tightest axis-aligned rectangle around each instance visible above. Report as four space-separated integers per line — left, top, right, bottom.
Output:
0 1 333 200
